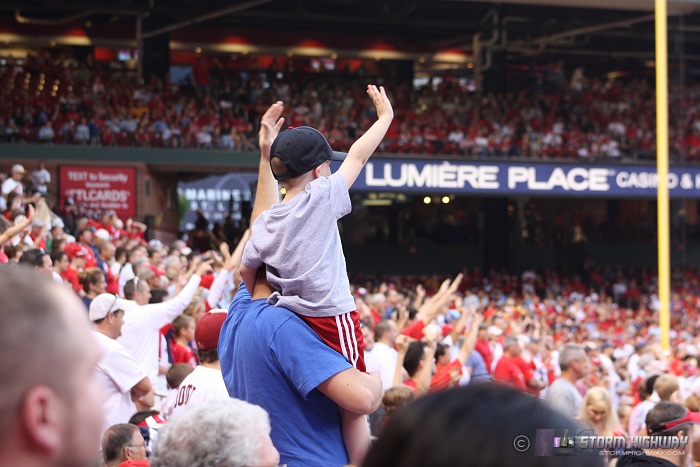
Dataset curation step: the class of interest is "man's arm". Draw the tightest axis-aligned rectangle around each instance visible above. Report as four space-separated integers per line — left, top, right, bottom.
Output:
0 204 33 245
337 85 393 189
142 261 211 325
207 230 251 308
401 274 463 339
130 376 152 399
317 368 382 415
393 334 410 387
251 101 284 224
457 314 482 365
242 102 285 294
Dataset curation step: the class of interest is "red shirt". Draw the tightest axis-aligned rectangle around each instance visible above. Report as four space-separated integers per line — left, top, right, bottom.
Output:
474 338 493 373
61 267 81 292
171 343 196 368
514 356 538 396
493 355 527 391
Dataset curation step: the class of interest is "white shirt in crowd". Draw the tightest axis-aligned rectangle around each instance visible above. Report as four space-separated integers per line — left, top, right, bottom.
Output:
171 366 229 415
117 274 202 384
365 342 398 393
92 331 148 441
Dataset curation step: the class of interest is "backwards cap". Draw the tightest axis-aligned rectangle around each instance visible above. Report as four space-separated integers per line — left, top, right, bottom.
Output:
194 311 228 351
270 126 347 180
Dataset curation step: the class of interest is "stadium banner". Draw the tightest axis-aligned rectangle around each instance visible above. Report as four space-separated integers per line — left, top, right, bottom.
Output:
346 159 700 197
177 173 257 230
59 166 137 219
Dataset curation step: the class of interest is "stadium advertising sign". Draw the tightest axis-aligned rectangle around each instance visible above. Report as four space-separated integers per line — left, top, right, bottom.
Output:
177 173 256 230
349 159 700 197
59 166 136 219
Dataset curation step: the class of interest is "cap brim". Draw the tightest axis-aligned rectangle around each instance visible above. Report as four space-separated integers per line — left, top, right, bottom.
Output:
649 410 700 433
330 151 347 162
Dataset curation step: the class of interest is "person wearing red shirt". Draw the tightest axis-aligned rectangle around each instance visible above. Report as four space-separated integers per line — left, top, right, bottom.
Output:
474 323 493 372
61 245 88 294
493 335 529 392
171 314 197 368
76 229 97 268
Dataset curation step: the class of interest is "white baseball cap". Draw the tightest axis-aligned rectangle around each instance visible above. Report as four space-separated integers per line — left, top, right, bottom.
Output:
89 293 129 321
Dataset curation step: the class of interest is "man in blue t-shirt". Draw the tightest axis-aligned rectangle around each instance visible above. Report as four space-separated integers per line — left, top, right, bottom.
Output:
219 101 383 467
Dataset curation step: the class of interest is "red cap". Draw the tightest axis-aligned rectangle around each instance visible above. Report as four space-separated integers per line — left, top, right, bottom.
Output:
647 408 700 434
66 243 88 260
194 311 227 351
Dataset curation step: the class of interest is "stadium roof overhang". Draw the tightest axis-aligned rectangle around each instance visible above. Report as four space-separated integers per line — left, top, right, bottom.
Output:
0 0 699 68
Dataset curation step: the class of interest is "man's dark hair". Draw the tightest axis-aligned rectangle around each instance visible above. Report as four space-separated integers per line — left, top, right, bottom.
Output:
364 383 602 467
646 401 690 438
18 248 48 268
645 374 661 397
407 305 418 321
434 343 449 364
102 423 138 464
114 246 127 262
198 347 219 364
149 288 169 304
126 245 145 262
50 250 67 265
403 342 425 378
76 228 91 242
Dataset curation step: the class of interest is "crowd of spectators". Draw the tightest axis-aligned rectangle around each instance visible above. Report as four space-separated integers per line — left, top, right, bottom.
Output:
4 53 700 464
2 52 700 161
3 164 700 464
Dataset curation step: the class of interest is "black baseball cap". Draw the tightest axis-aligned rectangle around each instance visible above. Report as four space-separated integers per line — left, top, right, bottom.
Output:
270 126 347 180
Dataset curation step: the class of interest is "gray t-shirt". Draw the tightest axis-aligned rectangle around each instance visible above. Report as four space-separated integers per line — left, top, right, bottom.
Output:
243 171 355 317
546 377 583 419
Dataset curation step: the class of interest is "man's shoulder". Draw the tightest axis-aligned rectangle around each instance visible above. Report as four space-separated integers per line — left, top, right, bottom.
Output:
93 331 128 355
548 378 576 395
228 290 298 330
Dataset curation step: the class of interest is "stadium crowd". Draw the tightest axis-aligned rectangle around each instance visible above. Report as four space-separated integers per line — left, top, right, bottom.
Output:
2 52 700 161
1 151 700 466
3 57 700 466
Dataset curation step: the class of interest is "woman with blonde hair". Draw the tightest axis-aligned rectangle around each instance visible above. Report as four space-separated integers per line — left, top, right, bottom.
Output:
578 386 623 437
183 295 206 323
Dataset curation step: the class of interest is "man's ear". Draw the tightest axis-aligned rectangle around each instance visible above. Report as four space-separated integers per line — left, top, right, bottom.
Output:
20 386 63 456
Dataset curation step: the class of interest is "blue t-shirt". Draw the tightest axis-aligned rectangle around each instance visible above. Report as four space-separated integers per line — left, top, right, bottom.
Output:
219 285 351 467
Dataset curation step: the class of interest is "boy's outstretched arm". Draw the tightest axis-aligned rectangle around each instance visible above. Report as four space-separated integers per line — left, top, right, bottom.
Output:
338 85 393 189
241 101 285 294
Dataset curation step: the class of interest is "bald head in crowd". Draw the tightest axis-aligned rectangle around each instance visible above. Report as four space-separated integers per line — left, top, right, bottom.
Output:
0 266 104 467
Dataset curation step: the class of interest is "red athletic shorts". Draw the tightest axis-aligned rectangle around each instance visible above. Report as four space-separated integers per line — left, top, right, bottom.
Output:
300 310 366 372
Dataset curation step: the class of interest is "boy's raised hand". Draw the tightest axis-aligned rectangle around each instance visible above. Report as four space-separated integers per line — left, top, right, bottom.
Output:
367 85 393 121
259 101 285 157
